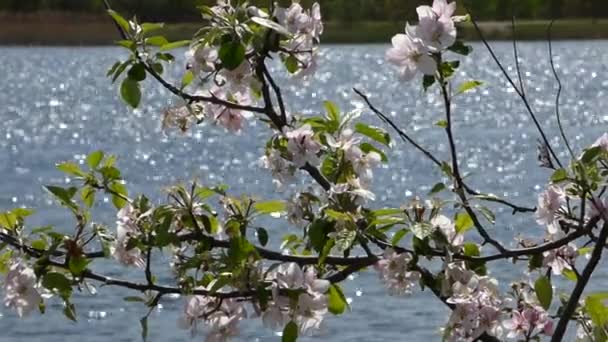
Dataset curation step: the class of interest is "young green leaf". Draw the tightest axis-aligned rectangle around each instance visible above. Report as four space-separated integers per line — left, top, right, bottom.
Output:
282 321 298 342
456 80 483 95
160 40 191 51
328 284 349 315
355 123 391 147
534 276 553 310
120 78 141 108
254 200 286 215
219 41 246 70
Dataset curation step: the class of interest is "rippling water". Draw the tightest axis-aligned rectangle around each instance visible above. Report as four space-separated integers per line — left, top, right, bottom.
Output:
1 42 608 341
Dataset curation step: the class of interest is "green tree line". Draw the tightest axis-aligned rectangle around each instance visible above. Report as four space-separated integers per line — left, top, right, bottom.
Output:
1 0 608 21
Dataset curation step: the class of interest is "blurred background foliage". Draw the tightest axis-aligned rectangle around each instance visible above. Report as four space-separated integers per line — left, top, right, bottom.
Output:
1 0 608 22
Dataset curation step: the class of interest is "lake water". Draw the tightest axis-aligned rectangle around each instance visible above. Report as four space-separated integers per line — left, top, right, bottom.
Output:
1 42 608 341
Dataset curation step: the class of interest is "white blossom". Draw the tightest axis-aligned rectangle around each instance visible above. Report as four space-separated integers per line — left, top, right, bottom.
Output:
284 124 322 167
186 45 218 75
592 132 608 152
375 248 421 296
409 1 457 51
543 242 577 275
431 214 464 247
264 263 329 335
536 185 566 235
260 148 296 189
3 260 42 318
112 204 145 268
386 33 436 81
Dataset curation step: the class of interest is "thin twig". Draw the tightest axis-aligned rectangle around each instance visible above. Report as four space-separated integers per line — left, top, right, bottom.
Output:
551 222 608 341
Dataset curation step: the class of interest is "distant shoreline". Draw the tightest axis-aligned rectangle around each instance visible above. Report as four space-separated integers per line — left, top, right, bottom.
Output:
1 12 608 45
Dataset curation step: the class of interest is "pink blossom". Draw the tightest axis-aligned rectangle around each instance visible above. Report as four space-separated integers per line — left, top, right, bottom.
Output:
375 248 421 296
543 242 577 275
535 185 565 235
592 133 608 152
386 33 436 81
284 124 322 167
408 4 457 51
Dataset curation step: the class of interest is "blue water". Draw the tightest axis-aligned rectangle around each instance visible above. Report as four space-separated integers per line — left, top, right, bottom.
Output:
0 41 608 341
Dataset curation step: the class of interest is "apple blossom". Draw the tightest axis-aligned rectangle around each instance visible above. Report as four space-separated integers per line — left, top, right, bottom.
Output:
592 132 608 152
264 263 329 335
112 204 145 268
375 248 421 296
259 148 296 189
284 124 322 167
543 242 577 275
535 185 566 235
386 33 437 81
186 45 218 75
3 260 42 318
431 214 464 247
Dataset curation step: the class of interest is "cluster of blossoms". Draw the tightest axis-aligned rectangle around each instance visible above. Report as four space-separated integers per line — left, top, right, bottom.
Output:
164 1 323 135
3 260 42 318
386 0 461 80
262 263 329 335
111 204 145 268
443 263 502 341
176 263 330 341
502 283 554 340
275 2 323 77
179 294 247 342
374 248 421 296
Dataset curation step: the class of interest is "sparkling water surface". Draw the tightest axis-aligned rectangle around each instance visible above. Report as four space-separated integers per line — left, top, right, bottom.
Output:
0 42 608 341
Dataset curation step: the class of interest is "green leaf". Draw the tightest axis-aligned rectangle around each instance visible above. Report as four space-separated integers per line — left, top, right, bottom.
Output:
422 74 436 91
429 182 446 195
120 78 141 108
455 212 474 234
535 276 553 310
44 186 78 209
68 255 90 276
284 55 299 74
335 229 356 252
127 63 147 82
323 101 340 123
391 228 409 246
0 212 17 230
355 123 391 147
435 119 448 128
586 294 608 327
456 80 483 95
251 17 291 37
56 162 85 177
219 41 246 70
107 10 130 34
145 35 169 46
360 143 388 162
42 272 72 296
582 146 602 164
328 284 348 315
31 239 47 251
87 151 104 169
256 227 269 246
159 40 191 51
282 321 298 342
308 219 330 252
109 182 128 209
551 168 569 183
254 200 286 215
140 316 149 342
141 22 164 33
181 70 194 89
562 268 578 281
81 186 96 208
411 222 434 240
449 40 473 55
63 302 77 322
111 61 131 83
476 205 496 224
